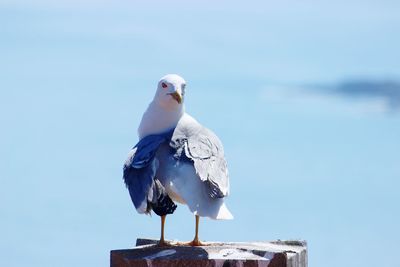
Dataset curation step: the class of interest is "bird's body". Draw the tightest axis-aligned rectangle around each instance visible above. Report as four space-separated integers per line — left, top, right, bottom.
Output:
153 113 232 219
123 74 232 245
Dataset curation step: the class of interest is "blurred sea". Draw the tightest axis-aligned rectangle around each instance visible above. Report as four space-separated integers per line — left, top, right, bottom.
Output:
1 2 399 267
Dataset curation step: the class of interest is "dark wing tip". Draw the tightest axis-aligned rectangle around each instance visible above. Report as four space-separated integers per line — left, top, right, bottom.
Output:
147 179 177 216
206 179 227 198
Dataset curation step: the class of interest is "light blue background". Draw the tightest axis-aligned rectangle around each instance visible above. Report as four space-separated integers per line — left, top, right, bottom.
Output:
1 1 399 266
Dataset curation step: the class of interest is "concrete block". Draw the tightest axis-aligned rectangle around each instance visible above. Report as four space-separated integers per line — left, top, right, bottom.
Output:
110 238 307 267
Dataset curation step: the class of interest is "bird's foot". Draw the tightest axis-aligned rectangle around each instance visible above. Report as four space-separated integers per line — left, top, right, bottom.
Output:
157 239 172 247
177 238 207 247
188 239 205 246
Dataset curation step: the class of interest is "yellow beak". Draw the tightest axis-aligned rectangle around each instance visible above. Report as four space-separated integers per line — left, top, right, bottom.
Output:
169 92 182 104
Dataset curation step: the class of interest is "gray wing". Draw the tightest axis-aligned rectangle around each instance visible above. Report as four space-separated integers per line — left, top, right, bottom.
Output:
171 125 230 198
123 131 177 215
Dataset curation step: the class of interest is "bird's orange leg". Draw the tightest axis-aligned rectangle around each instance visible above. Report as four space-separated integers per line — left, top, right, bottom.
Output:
158 215 170 246
188 215 205 246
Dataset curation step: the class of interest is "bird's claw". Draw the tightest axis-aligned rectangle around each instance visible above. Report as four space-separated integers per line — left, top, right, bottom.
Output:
185 238 207 247
157 240 172 247
188 240 204 246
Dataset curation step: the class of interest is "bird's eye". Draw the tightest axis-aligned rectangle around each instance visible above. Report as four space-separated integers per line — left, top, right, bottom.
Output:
162 82 168 89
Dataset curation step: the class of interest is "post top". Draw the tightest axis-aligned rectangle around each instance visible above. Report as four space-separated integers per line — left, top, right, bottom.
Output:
111 238 307 267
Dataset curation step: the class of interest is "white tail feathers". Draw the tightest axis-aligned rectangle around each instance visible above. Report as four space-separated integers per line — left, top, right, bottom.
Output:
215 202 234 220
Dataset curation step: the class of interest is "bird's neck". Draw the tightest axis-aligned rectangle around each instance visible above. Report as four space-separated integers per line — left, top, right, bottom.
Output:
138 101 185 139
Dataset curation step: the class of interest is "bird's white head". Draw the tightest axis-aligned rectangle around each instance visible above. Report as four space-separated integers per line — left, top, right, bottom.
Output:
153 74 186 110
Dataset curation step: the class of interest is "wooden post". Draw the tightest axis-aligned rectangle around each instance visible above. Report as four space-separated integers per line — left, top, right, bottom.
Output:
111 238 307 267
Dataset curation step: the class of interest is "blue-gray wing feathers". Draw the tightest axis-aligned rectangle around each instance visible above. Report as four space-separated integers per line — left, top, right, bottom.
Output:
170 126 230 199
183 130 229 198
123 124 229 215
123 131 177 215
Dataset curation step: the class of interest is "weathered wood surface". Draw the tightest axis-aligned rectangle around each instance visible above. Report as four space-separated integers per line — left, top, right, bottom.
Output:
110 238 307 267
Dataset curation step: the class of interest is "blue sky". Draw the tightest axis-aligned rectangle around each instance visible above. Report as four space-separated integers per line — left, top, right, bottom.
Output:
1 1 400 266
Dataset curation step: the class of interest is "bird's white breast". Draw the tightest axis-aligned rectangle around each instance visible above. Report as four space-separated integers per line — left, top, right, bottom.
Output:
138 101 184 139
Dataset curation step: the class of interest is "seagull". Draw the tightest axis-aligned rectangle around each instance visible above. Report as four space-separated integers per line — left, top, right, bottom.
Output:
123 74 233 246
